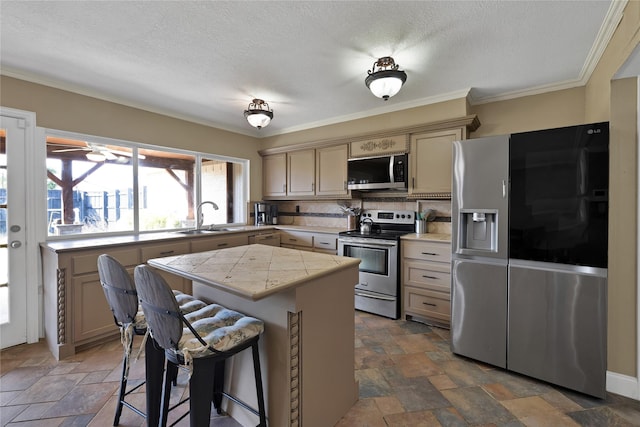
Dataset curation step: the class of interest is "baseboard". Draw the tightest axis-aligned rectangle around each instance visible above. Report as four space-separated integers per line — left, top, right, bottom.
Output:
607 370 639 400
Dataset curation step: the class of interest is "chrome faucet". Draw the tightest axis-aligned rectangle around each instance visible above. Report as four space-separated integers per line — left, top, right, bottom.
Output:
196 201 219 230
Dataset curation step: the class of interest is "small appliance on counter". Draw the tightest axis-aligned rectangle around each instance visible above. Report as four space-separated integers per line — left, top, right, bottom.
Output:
254 202 278 226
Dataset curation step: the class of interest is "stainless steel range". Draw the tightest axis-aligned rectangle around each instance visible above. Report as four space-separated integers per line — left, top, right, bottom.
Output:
338 209 415 319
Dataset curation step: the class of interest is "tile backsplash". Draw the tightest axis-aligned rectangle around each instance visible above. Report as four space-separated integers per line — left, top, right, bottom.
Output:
252 198 452 234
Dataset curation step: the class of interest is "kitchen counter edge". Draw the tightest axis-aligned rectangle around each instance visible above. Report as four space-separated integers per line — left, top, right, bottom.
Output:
400 233 451 242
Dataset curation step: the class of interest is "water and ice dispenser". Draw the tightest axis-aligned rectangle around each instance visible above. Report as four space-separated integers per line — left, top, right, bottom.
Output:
458 209 498 253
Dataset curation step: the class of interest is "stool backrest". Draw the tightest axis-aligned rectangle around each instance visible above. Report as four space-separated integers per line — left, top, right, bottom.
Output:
97 254 138 326
134 265 183 350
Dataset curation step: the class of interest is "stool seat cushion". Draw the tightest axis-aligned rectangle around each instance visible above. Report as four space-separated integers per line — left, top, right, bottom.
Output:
176 304 264 356
134 291 207 331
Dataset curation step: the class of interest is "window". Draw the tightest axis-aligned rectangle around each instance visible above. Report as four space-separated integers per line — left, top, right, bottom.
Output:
45 131 248 238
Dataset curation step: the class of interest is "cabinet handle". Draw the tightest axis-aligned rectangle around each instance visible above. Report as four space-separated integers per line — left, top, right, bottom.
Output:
160 250 175 255
283 184 286 193
320 242 329 245
217 243 228 247
421 252 438 256
344 181 347 190
422 302 437 307
290 238 297 242
263 235 274 240
412 177 415 188
422 275 439 280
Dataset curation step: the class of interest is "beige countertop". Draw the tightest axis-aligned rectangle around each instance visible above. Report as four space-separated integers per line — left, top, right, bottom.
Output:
148 243 360 300
401 232 451 242
39 225 348 252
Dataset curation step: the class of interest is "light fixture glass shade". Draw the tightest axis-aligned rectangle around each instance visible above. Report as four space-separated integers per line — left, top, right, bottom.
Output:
244 99 274 129
365 57 407 101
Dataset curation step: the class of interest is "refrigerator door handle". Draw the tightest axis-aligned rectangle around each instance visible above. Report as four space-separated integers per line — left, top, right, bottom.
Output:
502 180 506 198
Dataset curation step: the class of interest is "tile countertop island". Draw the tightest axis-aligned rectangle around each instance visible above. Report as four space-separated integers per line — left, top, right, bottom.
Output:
147 244 360 427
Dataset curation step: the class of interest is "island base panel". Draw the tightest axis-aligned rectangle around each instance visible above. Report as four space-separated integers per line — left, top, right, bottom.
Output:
192 266 359 427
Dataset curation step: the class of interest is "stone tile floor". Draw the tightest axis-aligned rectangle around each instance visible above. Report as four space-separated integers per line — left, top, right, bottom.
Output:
1 311 639 426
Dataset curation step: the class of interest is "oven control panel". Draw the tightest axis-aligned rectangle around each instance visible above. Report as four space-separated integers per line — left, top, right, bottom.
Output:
360 209 415 225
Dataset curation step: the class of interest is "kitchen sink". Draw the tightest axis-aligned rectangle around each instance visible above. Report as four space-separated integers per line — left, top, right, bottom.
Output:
176 229 221 235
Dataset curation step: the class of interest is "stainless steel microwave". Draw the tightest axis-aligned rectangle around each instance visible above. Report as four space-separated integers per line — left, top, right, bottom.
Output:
347 154 408 190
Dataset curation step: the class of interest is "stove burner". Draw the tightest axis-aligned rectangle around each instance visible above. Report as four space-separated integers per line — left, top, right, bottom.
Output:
340 209 415 240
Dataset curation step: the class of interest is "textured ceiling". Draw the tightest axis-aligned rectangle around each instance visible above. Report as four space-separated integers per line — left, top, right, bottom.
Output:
0 1 623 137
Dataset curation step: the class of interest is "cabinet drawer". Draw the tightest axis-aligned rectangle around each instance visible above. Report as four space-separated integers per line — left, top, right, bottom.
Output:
141 241 190 261
72 248 140 275
190 234 248 252
404 286 451 321
313 234 337 251
280 231 313 248
403 240 451 263
404 260 451 293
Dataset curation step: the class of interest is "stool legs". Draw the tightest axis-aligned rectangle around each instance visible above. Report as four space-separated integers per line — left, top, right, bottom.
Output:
113 337 135 426
252 343 267 427
189 358 217 426
145 337 165 426
212 360 225 415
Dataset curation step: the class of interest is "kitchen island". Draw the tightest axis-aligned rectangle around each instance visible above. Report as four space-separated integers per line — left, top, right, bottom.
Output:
148 244 360 427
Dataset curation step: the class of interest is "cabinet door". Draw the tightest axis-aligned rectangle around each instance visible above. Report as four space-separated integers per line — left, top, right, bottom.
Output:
263 153 287 197
315 145 348 196
288 149 316 196
410 128 463 195
73 273 119 342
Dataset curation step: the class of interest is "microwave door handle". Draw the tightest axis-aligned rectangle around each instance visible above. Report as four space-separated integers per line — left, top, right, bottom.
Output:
389 155 395 183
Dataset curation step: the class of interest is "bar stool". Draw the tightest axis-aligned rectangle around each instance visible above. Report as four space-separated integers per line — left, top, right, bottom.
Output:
134 264 267 427
97 254 206 426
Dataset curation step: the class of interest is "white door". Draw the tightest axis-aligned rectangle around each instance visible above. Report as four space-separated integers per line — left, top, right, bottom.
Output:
0 114 30 348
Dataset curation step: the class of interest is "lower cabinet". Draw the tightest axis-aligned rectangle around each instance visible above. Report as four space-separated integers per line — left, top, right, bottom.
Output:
42 245 141 359
401 239 452 328
280 229 338 255
41 232 251 360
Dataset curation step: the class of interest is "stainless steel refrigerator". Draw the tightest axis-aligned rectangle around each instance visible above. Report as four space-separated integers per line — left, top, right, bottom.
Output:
451 123 609 398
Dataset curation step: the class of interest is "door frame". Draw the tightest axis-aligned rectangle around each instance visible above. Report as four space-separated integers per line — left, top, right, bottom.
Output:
1 107 43 345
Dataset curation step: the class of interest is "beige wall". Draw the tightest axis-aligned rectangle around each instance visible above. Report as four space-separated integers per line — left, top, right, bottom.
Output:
586 1 640 123
609 77 638 377
0 76 264 201
260 97 469 150
470 87 586 137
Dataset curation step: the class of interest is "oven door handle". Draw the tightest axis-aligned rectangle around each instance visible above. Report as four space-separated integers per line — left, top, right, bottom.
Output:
339 238 398 247
355 291 396 301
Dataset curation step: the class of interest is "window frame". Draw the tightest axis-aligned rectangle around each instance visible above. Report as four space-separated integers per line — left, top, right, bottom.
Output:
45 128 249 240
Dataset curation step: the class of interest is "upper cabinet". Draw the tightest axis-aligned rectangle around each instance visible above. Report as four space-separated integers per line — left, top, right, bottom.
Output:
409 128 463 197
263 153 287 197
260 115 479 200
288 149 316 197
408 116 480 199
315 145 348 197
263 145 349 200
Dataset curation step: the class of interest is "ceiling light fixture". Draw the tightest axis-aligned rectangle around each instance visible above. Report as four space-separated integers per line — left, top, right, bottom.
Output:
365 56 407 101
244 99 274 129
86 150 106 162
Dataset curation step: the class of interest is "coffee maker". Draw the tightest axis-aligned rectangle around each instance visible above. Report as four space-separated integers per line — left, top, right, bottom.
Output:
255 202 278 226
